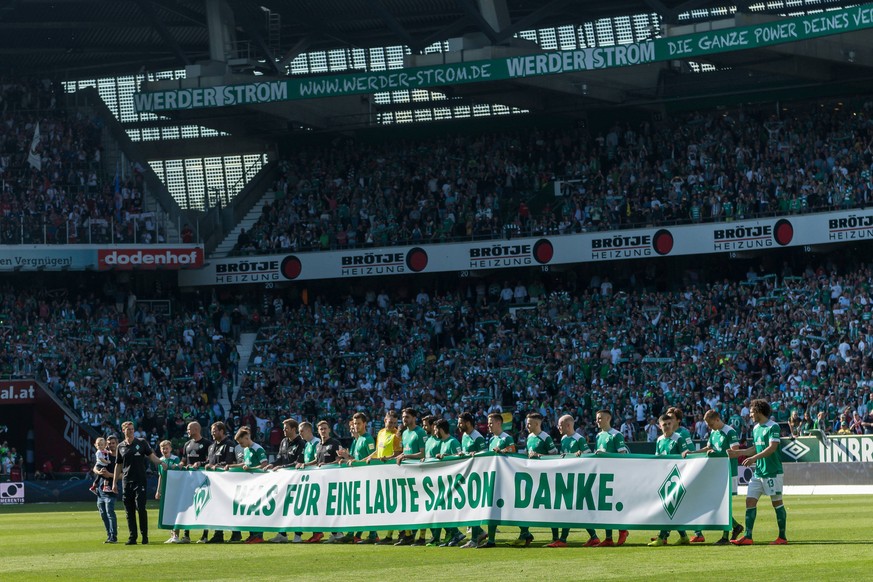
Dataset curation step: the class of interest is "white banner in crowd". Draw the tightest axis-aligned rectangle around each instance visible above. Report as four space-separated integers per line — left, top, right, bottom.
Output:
159 454 731 532
178 208 873 286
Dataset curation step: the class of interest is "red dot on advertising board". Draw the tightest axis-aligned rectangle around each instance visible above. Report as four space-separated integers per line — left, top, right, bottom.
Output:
774 219 793 246
533 239 554 264
653 229 674 255
281 256 302 280
406 248 428 272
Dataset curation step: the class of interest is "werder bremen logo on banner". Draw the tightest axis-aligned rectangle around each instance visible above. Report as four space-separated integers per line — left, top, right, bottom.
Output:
658 465 686 519
194 475 211 518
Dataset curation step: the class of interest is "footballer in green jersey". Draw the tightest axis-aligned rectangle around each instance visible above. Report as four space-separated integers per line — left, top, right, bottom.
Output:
649 414 691 547
232 428 268 543
422 415 444 459
339 413 378 544
683 409 744 544
345 413 376 465
546 414 597 547
297 422 321 466
511 413 558 547
593 410 629 546
487 412 516 453
437 432 462 456
458 411 488 455
482 412 516 548
420 415 445 546
425 432 443 458
394 408 429 546
229 428 269 471
457 412 488 548
397 408 428 462
433 419 466 548
294 422 326 543
728 399 787 545
667 407 696 450
667 407 707 542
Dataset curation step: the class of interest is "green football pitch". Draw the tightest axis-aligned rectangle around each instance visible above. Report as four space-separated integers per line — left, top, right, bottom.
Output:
1 496 871 580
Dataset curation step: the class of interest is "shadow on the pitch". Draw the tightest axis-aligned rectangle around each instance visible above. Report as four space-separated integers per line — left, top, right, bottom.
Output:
783 540 873 545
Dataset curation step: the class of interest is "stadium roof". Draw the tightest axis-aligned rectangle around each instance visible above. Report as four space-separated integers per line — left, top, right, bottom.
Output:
0 0 858 79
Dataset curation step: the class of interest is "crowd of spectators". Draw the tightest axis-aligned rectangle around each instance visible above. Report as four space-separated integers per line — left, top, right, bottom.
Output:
0 78 166 245
233 98 873 255
5 89 873 474
0 436 23 477
0 281 241 465
5 256 873 473
229 259 873 445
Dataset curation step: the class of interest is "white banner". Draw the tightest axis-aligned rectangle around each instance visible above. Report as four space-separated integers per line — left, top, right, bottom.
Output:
179 208 873 286
27 122 40 170
159 454 731 532
0 482 25 504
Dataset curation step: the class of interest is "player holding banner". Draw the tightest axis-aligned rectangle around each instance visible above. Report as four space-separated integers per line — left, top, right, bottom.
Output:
550 414 598 548
667 407 704 543
421 415 446 546
511 412 557 547
593 410 630 546
434 419 466 547
296 421 326 544
683 409 744 544
457 412 488 548
339 413 377 544
394 408 429 546
648 414 691 546
179 421 211 544
728 399 788 546
267 419 306 544
480 412 515 549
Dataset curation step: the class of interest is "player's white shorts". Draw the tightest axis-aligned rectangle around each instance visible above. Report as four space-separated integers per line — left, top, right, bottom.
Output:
747 474 783 499
731 475 738 495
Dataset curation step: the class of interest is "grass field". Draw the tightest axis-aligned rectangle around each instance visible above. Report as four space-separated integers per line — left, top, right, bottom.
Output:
1 496 871 581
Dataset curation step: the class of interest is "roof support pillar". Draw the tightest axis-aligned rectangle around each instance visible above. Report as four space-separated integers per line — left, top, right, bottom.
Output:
205 0 236 62
475 0 511 33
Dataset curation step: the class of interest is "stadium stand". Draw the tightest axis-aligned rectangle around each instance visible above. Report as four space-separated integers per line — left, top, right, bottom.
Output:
5 250 873 468
0 79 170 245
232 98 873 255
3 0 873 485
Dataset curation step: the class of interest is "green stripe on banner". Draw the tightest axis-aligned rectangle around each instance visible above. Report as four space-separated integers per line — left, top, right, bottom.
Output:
134 4 873 112
159 452 731 532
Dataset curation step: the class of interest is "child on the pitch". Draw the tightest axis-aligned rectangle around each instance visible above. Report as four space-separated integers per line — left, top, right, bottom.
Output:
89 437 112 495
648 414 691 546
155 440 181 543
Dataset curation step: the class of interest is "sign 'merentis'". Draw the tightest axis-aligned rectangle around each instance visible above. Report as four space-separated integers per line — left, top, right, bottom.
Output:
135 5 873 112
159 453 731 532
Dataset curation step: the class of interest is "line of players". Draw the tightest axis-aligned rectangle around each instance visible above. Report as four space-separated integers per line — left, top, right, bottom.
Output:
158 399 786 547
